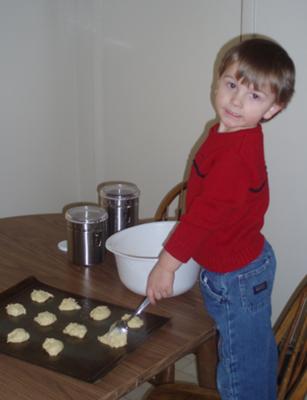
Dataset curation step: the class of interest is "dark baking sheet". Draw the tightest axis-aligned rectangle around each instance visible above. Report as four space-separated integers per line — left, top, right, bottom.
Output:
0 277 169 382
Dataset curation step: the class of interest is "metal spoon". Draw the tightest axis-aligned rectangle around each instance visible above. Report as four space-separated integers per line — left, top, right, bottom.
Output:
108 297 151 335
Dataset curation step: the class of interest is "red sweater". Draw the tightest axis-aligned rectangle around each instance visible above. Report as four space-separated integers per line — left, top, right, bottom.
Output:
165 123 269 273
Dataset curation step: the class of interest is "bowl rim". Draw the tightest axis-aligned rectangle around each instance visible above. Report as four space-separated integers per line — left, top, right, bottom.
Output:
105 220 177 260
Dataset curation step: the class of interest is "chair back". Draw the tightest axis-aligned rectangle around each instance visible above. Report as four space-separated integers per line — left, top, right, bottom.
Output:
154 181 187 221
274 275 307 399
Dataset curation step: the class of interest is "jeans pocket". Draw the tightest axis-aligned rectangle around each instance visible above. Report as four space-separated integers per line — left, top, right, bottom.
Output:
239 257 275 312
200 270 225 303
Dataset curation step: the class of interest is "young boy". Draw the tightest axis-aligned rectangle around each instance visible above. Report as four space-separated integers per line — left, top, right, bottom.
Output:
146 38 295 400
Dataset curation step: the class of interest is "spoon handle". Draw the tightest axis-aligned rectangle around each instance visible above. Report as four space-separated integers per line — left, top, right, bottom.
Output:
134 297 150 317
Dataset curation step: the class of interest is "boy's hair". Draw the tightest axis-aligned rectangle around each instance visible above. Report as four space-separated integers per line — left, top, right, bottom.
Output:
218 38 295 107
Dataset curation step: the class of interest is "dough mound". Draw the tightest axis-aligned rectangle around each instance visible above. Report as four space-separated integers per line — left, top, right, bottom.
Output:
31 289 54 303
98 329 127 348
63 322 87 339
122 313 144 329
6 303 26 317
42 338 64 356
7 328 30 343
90 305 111 321
34 311 57 326
58 297 81 311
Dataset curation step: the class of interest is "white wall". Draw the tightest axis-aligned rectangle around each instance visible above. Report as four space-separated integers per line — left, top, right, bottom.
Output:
0 1 78 216
0 1 305 320
0 0 103 217
100 0 242 217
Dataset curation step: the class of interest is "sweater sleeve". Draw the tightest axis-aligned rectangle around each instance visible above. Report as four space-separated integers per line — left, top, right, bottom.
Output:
165 150 251 262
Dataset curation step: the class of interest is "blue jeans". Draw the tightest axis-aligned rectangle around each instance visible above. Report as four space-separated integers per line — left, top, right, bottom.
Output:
199 241 278 400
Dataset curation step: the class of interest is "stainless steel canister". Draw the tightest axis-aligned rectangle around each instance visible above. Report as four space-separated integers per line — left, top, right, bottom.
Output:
99 182 140 236
65 205 108 266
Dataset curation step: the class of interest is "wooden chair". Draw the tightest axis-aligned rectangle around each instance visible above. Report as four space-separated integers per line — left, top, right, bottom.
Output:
143 383 220 400
154 181 187 221
144 275 307 400
274 274 307 400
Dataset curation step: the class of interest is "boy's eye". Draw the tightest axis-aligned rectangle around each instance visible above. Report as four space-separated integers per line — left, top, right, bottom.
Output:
251 93 260 100
227 81 236 89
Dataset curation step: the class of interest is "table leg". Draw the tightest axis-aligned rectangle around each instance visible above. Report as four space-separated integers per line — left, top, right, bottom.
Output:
149 365 175 386
195 332 218 389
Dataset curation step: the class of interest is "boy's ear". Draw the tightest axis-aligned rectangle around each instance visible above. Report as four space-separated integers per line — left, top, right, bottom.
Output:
263 103 282 120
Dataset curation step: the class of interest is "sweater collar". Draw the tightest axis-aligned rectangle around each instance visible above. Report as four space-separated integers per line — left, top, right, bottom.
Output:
212 123 262 136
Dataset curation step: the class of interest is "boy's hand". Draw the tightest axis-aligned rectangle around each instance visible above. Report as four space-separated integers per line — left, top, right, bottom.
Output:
146 250 182 304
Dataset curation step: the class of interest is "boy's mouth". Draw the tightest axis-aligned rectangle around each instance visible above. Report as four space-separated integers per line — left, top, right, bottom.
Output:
224 108 241 119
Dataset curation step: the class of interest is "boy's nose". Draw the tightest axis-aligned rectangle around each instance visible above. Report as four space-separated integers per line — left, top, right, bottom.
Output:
231 92 243 107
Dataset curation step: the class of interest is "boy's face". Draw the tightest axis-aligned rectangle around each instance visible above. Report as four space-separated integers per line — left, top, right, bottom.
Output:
215 62 282 133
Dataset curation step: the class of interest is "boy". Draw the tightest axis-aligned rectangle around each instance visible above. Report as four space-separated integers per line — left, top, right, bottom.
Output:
146 38 295 400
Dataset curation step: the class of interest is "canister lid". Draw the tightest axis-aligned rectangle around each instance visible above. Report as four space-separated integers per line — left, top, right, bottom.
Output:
65 205 108 224
99 182 140 200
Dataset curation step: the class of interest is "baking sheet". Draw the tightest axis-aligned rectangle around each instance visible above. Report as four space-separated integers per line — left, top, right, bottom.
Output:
0 277 169 382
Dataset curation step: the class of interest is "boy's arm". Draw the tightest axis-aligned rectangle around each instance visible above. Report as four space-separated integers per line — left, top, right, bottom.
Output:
146 249 182 304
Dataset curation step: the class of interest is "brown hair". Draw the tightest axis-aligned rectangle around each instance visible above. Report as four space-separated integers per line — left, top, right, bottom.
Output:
218 38 295 107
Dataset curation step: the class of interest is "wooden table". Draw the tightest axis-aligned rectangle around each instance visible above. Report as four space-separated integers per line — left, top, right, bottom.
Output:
0 214 217 400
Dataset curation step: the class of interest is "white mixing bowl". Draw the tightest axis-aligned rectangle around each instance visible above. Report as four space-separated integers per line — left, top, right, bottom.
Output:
105 221 200 296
